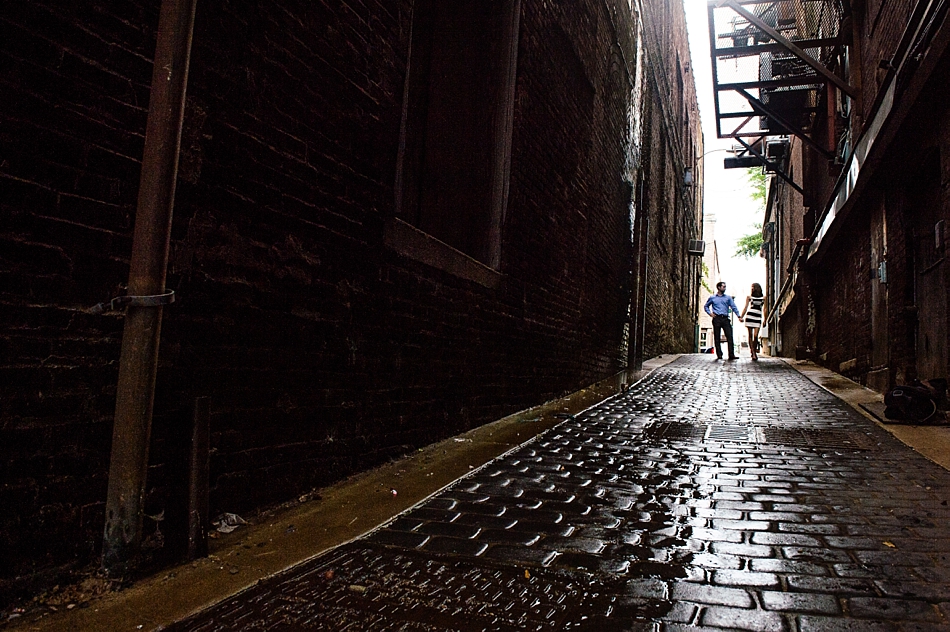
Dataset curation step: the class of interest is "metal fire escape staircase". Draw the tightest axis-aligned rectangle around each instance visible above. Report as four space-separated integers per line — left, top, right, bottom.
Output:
708 0 855 193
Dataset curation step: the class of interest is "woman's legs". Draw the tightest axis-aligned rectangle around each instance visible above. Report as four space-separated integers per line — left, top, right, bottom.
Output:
747 327 758 359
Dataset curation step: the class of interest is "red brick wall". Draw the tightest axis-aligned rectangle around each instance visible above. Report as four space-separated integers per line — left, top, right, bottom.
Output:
813 211 873 377
805 0 950 388
855 0 917 126
772 0 950 391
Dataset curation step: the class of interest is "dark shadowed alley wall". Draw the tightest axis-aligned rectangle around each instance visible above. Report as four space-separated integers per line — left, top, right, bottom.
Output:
0 0 702 600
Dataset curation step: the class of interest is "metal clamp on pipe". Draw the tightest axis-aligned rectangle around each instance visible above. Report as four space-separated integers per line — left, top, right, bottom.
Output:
91 290 176 315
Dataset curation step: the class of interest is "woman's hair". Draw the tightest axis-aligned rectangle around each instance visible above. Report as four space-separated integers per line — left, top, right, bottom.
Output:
751 283 763 297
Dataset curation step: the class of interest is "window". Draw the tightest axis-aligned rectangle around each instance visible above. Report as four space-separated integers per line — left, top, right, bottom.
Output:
389 0 521 285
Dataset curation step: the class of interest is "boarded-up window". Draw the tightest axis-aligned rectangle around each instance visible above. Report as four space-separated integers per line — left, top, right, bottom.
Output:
395 0 521 271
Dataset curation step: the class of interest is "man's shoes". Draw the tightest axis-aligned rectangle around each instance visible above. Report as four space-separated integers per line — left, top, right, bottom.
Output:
727 356 737 360
716 355 723 360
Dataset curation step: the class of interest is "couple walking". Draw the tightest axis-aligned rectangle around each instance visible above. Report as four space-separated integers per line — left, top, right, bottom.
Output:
704 282 766 360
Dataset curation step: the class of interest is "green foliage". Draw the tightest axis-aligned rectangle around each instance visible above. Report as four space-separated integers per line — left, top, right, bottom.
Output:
747 167 767 206
734 167 766 259
701 261 712 293
735 223 763 258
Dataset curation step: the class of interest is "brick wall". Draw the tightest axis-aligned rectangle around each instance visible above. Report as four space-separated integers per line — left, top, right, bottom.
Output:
1 0 157 592
855 0 917 128
0 0 700 600
814 211 873 377
639 0 704 357
884 183 916 385
769 0 950 391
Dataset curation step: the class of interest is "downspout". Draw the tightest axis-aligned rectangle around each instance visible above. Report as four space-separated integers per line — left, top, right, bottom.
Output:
103 0 198 574
632 213 650 371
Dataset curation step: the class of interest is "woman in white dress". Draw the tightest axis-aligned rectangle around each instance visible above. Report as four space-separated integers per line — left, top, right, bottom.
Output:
740 283 766 360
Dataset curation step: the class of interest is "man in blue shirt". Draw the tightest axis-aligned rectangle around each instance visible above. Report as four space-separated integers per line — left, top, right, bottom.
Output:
704 281 743 360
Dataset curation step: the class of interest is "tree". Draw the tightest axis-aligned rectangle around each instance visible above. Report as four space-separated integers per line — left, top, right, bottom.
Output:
747 167 766 206
735 168 766 259
735 224 763 258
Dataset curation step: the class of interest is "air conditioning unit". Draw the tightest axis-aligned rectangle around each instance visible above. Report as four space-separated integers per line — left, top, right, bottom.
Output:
687 240 705 256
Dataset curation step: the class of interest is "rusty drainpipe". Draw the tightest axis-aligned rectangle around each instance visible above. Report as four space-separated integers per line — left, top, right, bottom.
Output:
102 0 198 574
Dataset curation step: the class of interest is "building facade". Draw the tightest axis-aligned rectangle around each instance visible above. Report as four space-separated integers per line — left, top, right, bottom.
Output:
698 214 722 352
0 0 702 599
709 0 949 391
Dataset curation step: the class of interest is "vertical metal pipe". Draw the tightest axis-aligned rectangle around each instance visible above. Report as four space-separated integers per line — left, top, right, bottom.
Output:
188 397 210 560
629 217 640 367
635 217 651 370
102 0 198 574
629 178 650 373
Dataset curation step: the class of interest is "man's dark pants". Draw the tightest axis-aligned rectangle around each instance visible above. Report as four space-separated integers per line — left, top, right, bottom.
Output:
712 314 736 359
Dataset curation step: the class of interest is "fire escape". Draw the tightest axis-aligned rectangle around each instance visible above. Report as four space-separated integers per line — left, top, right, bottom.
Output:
707 0 855 192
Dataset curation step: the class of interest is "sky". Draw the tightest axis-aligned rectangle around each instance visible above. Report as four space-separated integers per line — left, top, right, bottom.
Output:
683 0 767 304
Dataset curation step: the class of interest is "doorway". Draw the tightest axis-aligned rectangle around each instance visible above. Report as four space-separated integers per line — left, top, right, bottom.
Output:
911 152 947 381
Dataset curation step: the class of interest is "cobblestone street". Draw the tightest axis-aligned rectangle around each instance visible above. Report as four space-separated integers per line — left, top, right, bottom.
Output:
169 356 950 631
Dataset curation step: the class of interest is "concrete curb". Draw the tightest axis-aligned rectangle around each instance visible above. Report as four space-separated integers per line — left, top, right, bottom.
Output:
782 357 950 471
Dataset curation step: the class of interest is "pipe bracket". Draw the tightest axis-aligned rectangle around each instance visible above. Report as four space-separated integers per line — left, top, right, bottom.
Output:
91 290 176 314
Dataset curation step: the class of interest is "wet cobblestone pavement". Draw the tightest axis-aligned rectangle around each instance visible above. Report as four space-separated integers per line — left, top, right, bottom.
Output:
169 356 950 631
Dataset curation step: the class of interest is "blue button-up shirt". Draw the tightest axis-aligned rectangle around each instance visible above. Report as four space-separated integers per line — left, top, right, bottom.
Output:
705 293 741 317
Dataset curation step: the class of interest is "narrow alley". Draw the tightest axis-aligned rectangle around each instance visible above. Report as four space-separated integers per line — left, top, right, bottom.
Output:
5 1 950 629
119 356 950 631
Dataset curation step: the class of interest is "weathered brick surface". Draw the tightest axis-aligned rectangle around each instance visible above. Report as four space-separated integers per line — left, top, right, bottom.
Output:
0 0 701 601
1 0 155 593
813 211 873 377
855 0 918 127
638 0 704 358
767 0 950 389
